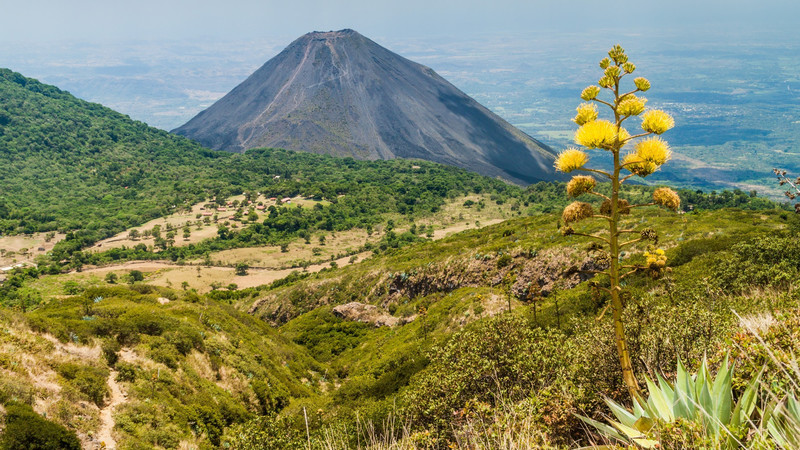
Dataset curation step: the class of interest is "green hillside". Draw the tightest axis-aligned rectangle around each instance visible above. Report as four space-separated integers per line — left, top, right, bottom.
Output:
0 68 531 256
0 68 227 235
4 207 799 448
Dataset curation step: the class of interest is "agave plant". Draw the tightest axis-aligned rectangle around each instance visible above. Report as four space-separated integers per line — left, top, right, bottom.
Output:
764 393 800 449
578 355 760 449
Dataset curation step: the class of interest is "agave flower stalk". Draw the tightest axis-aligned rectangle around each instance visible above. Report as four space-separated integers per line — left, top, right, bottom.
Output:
554 45 678 400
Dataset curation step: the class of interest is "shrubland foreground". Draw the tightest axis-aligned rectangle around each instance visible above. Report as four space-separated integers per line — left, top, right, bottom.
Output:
2 206 800 448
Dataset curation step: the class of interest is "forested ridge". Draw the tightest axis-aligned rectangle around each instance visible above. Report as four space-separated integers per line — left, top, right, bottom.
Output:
0 69 516 243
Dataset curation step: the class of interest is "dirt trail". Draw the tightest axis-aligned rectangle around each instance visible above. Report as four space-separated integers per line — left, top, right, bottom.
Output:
95 370 125 449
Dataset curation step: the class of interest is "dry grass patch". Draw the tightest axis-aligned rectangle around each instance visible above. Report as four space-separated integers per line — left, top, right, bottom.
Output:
0 232 65 268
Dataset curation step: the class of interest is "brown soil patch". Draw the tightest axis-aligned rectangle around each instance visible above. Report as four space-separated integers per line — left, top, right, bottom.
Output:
0 232 66 268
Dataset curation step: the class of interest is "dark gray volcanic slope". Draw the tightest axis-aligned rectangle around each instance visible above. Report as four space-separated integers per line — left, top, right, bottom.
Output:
173 29 561 184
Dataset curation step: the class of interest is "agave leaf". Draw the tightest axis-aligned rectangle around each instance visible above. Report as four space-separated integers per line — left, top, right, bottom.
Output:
674 359 695 419
575 413 628 444
645 375 673 421
731 370 760 428
656 372 675 401
698 377 717 436
786 394 800 420
766 396 800 449
604 398 639 428
633 395 648 418
609 420 659 448
696 357 709 400
634 416 655 433
712 359 732 428
767 419 790 449
631 436 661 448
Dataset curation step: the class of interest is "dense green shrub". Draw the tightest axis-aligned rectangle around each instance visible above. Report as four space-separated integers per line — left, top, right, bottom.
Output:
102 337 121 366
714 235 800 290
403 314 574 439
116 361 138 382
252 378 290 414
222 414 306 449
56 362 108 406
0 402 81 450
286 309 372 362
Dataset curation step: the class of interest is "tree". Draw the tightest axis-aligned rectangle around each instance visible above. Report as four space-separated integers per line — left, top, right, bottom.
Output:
128 269 144 284
235 263 249 276
553 44 679 400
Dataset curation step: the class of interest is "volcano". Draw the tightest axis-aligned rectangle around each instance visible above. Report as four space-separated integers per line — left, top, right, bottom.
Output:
173 29 561 184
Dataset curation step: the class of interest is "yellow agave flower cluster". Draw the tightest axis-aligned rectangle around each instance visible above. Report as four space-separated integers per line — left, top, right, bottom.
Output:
623 136 672 177
554 148 589 173
644 248 666 268
653 187 681 211
562 201 594 224
573 119 630 150
554 44 676 181
644 248 668 278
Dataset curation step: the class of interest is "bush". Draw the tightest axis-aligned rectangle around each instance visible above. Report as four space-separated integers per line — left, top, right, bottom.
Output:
714 235 800 290
403 315 574 440
496 253 513 269
102 338 121 366
116 361 137 382
141 424 183 449
56 362 108 406
222 414 305 449
252 378 289 414
0 402 81 450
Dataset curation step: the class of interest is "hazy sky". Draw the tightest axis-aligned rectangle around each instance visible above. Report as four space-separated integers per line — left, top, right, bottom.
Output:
2 0 798 43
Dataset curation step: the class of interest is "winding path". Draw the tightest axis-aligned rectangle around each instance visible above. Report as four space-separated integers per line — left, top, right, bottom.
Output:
96 370 125 449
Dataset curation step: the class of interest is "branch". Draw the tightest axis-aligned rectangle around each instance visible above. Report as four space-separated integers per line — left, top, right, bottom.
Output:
620 173 638 184
620 268 641 280
620 237 644 247
576 168 613 179
571 232 610 244
618 88 640 100
596 302 612 321
589 191 611 201
592 98 615 109
627 132 651 141
629 202 656 209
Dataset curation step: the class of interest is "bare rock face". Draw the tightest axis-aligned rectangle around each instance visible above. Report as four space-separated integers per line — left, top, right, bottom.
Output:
173 29 562 185
332 302 415 327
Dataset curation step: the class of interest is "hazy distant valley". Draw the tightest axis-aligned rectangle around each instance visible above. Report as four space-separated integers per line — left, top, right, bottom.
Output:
4 31 800 194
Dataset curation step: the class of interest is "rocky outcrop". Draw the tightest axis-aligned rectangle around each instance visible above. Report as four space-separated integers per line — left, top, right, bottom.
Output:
332 302 415 327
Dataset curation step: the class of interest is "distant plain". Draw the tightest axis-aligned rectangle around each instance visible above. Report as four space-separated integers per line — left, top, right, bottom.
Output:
3 30 798 194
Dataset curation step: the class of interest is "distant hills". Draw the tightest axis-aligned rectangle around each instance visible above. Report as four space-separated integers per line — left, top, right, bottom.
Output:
173 29 561 185
0 68 518 242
